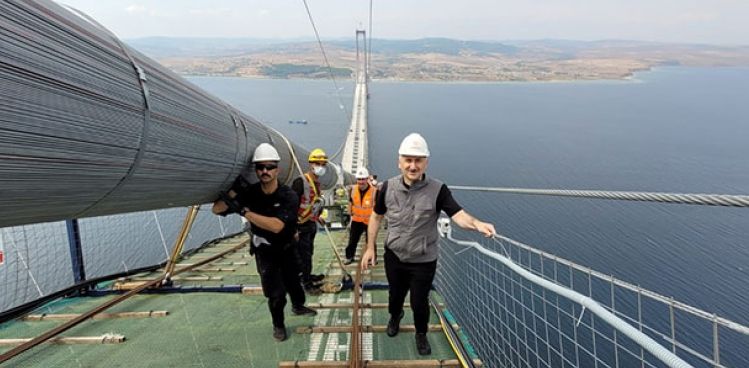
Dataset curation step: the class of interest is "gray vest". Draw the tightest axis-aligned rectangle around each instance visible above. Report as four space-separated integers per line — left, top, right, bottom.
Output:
384 175 443 263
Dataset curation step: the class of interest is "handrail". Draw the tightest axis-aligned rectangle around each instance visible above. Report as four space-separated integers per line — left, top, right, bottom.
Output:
491 232 749 337
444 227 694 368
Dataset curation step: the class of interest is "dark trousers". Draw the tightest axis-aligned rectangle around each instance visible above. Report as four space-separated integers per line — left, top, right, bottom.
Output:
384 249 437 334
255 246 306 328
297 221 317 282
345 220 369 260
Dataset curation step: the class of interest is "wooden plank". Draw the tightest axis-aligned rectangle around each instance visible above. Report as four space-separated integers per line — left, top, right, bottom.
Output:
0 240 249 363
192 268 236 272
23 311 168 321
332 262 384 270
242 286 264 295
176 262 248 266
326 272 386 277
278 359 482 367
306 303 444 309
0 334 126 346
295 324 458 334
114 275 226 289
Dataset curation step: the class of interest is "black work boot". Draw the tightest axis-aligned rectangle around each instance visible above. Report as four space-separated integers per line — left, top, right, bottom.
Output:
415 333 431 355
386 311 404 337
292 305 318 316
273 326 287 342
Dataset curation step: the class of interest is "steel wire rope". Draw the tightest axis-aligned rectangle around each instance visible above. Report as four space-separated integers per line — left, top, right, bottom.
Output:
265 125 353 284
61 4 156 218
300 0 353 161
367 0 373 83
2 1 263 226
450 185 749 207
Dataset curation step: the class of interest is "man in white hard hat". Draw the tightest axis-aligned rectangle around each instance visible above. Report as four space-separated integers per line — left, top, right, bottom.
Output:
213 143 317 342
361 133 495 355
344 167 376 265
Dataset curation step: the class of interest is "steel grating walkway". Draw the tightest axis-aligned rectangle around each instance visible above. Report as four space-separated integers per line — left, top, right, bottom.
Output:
0 231 481 367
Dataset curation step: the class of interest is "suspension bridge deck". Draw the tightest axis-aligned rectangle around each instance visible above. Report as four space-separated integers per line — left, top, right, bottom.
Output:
0 231 481 367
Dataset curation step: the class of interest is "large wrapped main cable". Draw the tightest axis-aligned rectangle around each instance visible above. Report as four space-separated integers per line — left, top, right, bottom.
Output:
0 0 350 228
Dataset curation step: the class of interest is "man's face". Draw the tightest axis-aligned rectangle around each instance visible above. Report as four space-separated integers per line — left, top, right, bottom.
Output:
310 162 326 172
357 178 368 190
398 155 428 182
254 161 279 183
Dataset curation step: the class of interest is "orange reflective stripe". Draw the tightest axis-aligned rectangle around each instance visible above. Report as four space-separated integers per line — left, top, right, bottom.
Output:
351 185 374 224
298 173 321 223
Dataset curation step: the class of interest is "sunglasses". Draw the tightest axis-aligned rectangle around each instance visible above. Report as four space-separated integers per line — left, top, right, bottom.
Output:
255 163 278 171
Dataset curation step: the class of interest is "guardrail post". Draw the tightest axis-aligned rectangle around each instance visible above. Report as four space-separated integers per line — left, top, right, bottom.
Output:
65 219 86 289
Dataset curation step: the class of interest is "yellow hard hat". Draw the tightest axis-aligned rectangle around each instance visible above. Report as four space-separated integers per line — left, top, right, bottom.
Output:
308 148 328 163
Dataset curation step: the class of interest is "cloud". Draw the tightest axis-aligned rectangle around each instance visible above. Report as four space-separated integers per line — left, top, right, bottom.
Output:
259 9 270 17
125 4 146 14
187 8 232 16
672 11 720 23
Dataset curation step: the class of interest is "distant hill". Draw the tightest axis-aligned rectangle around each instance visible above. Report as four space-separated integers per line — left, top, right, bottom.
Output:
125 37 749 82
328 38 519 55
126 37 313 58
126 37 519 58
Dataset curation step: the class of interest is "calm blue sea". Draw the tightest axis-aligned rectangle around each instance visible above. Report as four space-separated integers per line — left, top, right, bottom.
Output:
188 67 749 330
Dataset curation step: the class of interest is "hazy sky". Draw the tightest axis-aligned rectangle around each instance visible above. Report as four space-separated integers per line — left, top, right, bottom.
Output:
55 0 749 45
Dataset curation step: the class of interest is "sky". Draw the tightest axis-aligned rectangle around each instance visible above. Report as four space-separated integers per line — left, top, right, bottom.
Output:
54 0 749 45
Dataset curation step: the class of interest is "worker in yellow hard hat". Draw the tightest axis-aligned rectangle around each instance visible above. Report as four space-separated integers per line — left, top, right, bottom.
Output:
292 148 328 294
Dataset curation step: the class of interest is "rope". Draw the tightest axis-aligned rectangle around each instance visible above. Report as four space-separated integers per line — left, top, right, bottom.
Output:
450 185 749 207
265 125 306 181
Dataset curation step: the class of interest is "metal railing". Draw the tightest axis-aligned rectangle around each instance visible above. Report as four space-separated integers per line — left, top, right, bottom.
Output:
435 221 749 368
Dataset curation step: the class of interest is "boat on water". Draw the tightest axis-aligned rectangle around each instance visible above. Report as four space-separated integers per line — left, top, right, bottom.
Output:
289 120 309 124
0 1 748 367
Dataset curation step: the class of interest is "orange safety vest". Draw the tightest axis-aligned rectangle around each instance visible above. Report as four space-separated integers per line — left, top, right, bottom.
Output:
298 173 322 224
351 185 375 224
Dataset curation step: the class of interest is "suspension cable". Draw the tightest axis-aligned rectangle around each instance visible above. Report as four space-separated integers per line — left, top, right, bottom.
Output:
450 185 749 207
367 0 373 82
299 0 352 127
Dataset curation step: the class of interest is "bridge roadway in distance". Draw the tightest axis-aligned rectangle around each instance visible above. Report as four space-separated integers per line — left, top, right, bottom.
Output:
340 47 369 174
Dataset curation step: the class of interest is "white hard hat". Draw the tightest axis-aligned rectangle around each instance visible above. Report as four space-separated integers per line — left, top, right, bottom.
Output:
355 167 369 179
398 133 430 157
252 143 281 162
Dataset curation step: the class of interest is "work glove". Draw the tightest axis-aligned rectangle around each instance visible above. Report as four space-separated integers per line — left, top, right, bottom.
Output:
218 191 243 215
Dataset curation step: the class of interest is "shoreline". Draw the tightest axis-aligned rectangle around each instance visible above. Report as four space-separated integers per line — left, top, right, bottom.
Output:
180 65 749 84
182 71 648 84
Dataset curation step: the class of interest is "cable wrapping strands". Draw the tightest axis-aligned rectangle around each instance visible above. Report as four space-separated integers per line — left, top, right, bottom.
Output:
444 228 694 368
450 186 749 207
0 0 350 228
